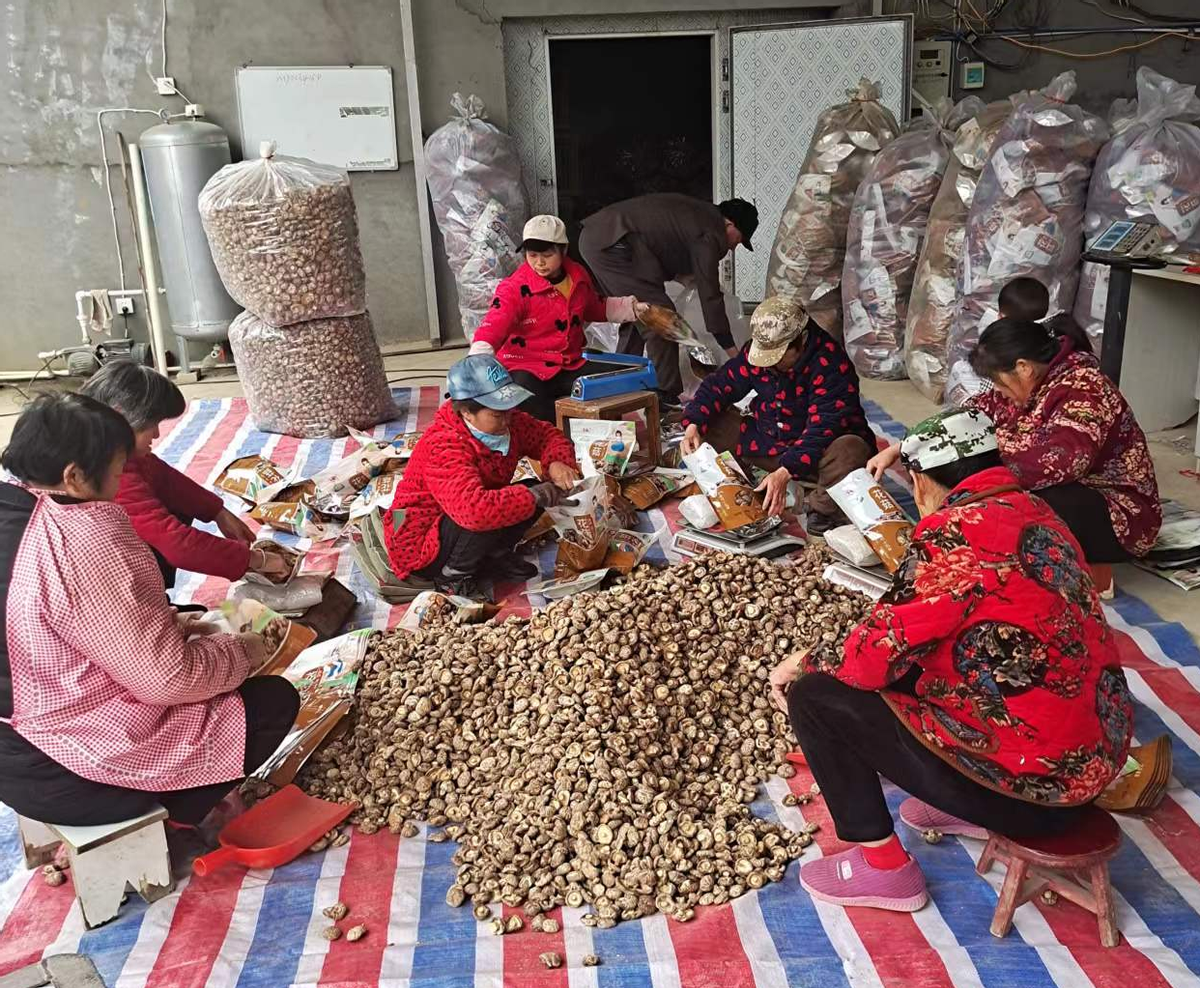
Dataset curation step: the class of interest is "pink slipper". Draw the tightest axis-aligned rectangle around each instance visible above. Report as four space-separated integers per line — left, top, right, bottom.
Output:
799 845 929 912
899 797 989 841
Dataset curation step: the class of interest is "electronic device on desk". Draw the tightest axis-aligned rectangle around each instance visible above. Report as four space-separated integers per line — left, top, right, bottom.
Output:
1084 221 1170 264
571 351 657 400
672 521 805 560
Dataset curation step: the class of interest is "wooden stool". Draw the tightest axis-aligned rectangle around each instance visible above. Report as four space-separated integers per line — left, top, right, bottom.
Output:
18 807 175 929
555 391 661 467
977 805 1122 947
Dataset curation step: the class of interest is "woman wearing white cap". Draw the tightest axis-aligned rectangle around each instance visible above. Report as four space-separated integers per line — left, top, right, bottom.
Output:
470 215 648 422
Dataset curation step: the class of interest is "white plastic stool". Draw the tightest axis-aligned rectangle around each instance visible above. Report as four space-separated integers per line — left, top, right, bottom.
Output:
18 807 175 928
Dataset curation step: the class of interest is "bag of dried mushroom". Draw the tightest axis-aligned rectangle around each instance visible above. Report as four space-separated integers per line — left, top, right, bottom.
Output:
841 96 983 380
228 310 396 438
199 142 366 328
765 78 899 338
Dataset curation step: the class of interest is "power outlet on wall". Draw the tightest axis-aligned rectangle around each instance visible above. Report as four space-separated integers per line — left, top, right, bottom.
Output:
155 76 177 96
115 297 136 316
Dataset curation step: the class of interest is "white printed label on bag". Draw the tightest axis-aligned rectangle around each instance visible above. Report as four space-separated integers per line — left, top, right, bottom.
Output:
990 146 1029 198
1151 186 1200 241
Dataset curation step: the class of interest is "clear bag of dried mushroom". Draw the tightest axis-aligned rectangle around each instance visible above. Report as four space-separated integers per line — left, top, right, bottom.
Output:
228 310 396 438
1074 68 1200 350
947 72 1108 407
903 95 1026 401
199 143 367 328
842 97 983 380
765 79 899 339
424 94 528 341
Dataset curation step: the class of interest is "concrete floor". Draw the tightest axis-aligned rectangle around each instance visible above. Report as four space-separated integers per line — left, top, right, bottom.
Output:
1 346 1197 641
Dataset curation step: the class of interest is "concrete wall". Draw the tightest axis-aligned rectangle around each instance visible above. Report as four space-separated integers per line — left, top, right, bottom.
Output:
1 0 429 373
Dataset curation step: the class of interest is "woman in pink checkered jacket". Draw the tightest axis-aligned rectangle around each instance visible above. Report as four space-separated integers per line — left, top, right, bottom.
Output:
0 394 299 828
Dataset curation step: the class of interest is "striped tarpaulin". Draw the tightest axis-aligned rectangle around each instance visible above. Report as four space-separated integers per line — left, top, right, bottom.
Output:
2 391 1199 987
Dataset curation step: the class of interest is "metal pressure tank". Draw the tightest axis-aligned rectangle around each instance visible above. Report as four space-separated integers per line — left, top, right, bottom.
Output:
139 115 242 341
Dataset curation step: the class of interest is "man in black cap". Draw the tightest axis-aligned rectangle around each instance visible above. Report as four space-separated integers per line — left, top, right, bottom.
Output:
579 194 758 410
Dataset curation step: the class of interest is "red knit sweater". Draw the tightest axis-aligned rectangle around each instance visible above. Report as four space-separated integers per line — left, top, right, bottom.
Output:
115 453 250 582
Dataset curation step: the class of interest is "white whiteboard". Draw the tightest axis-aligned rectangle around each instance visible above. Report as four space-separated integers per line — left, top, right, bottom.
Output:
235 65 399 171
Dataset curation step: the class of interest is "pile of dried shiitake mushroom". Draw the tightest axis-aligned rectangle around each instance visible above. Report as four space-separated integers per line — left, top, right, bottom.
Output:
298 547 870 925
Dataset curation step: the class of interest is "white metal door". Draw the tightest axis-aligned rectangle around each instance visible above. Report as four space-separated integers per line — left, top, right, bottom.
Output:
730 16 912 302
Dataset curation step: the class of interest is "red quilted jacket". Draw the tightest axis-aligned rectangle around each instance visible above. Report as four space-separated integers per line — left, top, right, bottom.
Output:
384 402 576 578
806 466 1133 805
473 257 609 380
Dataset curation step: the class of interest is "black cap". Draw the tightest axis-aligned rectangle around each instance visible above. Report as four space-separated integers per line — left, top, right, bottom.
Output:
719 199 759 252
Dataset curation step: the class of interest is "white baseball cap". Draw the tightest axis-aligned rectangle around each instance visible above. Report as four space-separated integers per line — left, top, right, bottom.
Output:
521 215 569 249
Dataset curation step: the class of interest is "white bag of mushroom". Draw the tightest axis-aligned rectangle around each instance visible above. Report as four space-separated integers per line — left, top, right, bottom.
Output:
945 72 1108 407
228 311 396 438
1074 68 1200 349
199 143 367 328
424 93 528 341
765 79 899 339
841 96 983 380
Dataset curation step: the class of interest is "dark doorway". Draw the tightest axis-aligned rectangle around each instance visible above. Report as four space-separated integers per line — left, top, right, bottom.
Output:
548 34 714 258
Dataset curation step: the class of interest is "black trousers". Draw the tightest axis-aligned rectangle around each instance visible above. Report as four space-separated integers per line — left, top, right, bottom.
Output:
416 513 534 580
788 671 1089 844
1035 482 1128 564
509 362 603 424
0 676 300 827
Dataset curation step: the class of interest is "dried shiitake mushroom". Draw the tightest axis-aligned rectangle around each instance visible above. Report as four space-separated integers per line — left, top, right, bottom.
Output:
298 548 868 926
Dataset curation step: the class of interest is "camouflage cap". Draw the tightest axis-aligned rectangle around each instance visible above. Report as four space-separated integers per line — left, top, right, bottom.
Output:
899 408 998 472
748 296 807 367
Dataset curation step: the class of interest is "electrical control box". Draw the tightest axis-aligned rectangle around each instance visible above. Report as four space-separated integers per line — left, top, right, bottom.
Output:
961 61 986 90
913 41 953 104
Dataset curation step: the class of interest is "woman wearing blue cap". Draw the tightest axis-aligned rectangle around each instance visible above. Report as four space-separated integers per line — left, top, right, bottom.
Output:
383 354 580 600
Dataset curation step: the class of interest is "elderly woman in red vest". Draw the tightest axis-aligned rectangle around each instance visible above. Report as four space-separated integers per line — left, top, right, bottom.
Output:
469 215 647 422
770 409 1132 912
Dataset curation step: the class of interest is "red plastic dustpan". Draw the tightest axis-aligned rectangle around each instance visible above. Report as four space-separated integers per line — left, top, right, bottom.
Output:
192 785 354 877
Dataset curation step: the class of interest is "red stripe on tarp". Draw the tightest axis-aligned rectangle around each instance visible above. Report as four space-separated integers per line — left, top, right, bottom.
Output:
142 866 246 988
0 873 75 976
786 770 958 988
666 897 758 988
180 401 249 485
317 829 402 986
1112 629 1200 737
1143 796 1200 888
501 904 568 987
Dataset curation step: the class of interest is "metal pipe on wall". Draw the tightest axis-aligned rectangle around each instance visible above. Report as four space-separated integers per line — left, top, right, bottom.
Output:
128 143 173 376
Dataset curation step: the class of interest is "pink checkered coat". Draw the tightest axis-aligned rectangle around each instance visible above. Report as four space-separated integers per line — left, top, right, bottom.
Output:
5 489 255 791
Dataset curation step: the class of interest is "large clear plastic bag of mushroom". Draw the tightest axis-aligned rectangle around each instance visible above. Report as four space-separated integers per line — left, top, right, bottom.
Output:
841 96 984 380
424 93 528 341
945 73 1109 407
1074 68 1200 350
228 311 396 439
903 96 1023 401
199 144 366 328
765 79 899 339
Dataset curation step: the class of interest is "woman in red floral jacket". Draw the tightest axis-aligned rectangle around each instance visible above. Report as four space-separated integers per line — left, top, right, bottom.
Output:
469 215 644 422
870 314 1161 594
385 355 579 600
771 409 1132 913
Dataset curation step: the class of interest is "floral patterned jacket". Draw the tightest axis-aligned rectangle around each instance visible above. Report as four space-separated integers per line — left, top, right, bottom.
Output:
969 337 1161 557
805 466 1133 805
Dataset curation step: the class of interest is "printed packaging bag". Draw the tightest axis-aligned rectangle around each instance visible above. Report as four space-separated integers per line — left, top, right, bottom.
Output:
682 443 766 534
826 468 914 572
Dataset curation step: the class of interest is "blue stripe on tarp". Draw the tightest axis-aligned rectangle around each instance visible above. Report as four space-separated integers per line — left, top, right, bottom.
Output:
408 835 477 986
881 786 1060 988
1131 697 1200 791
749 795 854 988
1110 593 1200 669
75 894 151 988
156 399 225 468
233 852 328 988
1107 831 1200 971
591 915 655 988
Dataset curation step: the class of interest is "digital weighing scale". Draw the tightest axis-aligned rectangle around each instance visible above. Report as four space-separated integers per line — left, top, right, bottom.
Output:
672 518 806 560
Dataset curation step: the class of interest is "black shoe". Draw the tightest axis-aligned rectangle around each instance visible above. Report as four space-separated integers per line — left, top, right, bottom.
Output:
434 573 491 602
487 553 539 583
805 510 848 538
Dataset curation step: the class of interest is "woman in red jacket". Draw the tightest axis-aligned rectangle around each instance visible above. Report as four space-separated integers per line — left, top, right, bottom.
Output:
82 361 289 588
770 409 1132 912
385 355 579 600
469 215 645 422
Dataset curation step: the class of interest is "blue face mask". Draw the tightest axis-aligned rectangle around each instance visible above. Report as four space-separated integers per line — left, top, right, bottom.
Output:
467 422 511 455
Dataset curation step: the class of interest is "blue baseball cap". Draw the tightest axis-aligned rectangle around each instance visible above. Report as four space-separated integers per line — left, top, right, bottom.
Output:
446 354 533 411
